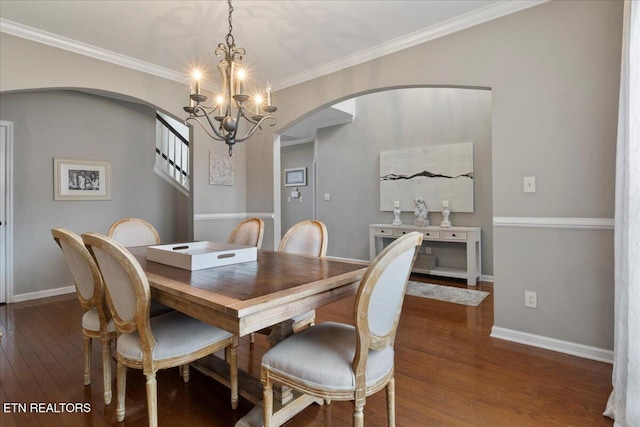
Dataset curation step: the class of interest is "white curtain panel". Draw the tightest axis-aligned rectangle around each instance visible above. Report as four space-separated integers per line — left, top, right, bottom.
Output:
604 1 640 425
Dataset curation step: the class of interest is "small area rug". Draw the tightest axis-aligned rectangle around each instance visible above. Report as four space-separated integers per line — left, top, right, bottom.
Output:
406 281 489 307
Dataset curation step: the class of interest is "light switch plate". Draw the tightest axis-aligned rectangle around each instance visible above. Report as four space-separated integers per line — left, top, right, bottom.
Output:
523 176 536 193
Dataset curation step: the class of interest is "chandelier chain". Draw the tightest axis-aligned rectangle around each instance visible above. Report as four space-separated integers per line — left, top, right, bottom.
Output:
225 0 235 47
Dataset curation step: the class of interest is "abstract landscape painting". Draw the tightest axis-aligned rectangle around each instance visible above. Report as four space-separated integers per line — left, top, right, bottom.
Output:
380 142 474 212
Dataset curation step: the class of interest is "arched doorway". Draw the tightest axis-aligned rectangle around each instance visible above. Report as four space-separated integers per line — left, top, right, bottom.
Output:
274 86 493 278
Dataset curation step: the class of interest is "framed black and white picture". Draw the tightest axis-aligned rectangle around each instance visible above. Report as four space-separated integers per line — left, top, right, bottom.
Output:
54 158 111 200
284 167 306 187
379 142 474 212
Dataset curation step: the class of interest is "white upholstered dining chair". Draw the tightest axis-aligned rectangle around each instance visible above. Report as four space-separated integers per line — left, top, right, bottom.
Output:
107 217 160 247
252 220 327 344
51 228 117 405
82 232 239 427
261 231 423 427
108 217 174 319
228 217 264 248
278 220 327 333
229 217 266 343
279 219 327 258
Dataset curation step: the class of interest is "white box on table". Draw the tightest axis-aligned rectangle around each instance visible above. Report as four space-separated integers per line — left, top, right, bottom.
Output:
146 241 257 270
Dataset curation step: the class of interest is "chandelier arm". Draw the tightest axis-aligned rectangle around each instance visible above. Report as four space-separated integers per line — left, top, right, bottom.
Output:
234 116 277 144
198 105 231 141
185 116 225 141
243 116 260 125
239 107 260 124
243 114 263 126
193 104 218 114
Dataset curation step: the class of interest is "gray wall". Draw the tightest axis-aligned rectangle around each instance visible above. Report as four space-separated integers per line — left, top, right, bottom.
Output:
192 139 249 242
314 88 493 274
246 0 621 351
0 90 190 296
0 1 622 353
281 142 314 234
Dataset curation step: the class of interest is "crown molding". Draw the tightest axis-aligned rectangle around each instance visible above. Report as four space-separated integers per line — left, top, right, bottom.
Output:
0 18 188 84
271 0 550 90
1 1 549 90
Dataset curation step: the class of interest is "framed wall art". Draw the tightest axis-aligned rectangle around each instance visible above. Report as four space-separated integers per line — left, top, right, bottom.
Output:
54 158 111 200
379 142 474 212
284 167 306 187
209 151 234 186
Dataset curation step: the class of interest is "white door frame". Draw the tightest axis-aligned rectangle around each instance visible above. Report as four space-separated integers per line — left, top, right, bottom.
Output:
273 134 319 247
273 134 282 248
0 121 14 304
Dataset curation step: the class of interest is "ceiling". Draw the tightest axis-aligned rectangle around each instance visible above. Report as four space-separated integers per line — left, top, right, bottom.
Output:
1 1 544 141
0 1 544 91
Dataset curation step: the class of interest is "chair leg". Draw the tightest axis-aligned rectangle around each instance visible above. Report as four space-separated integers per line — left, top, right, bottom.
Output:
83 336 92 385
229 339 238 410
250 332 255 343
101 337 112 405
262 374 273 427
116 363 127 422
181 364 190 383
353 390 367 427
387 377 396 427
145 372 158 427
353 404 364 427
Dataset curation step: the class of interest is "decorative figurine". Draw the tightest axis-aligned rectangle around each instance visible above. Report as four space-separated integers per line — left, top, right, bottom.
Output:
392 200 403 226
440 200 452 228
413 196 429 227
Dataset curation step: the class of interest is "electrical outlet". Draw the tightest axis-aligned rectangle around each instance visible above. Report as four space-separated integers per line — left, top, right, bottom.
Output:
525 290 537 308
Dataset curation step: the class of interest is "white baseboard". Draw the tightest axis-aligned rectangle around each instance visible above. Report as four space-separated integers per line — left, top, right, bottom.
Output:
493 216 614 230
13 285 76 303
491 326 613 364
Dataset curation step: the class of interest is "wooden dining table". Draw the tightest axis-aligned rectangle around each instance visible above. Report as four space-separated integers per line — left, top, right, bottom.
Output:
128 245 368 426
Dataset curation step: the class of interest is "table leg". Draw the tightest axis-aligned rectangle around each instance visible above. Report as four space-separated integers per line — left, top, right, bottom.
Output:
235 320 322 426
235 394 323 427
195 321 323 427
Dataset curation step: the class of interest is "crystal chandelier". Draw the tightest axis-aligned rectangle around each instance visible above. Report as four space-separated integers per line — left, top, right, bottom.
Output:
184 0 277 156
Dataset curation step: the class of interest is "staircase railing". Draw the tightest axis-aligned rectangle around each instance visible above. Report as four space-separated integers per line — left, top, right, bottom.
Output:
155 113 189 193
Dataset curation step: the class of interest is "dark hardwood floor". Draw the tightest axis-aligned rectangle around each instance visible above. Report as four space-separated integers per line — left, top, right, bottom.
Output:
0 276 613 426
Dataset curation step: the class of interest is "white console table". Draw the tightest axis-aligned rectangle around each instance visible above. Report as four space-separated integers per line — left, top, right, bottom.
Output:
369 224 481 286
